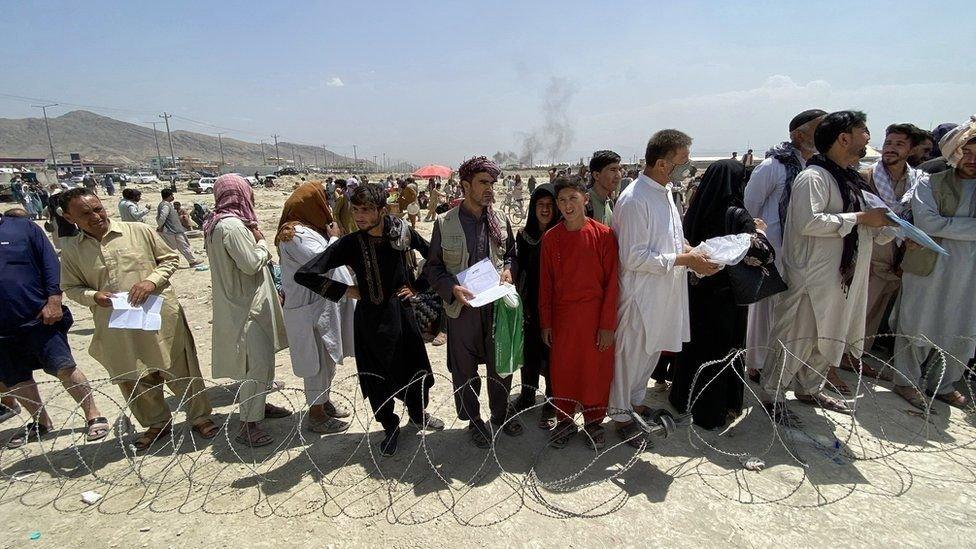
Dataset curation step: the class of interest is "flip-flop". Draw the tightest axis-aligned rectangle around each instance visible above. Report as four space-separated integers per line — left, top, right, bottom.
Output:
616 421 645 449
548 422 578 449
86 417 110 442
796 393 852 415
583 423 606 450
494 418 524 437
307 416 350 434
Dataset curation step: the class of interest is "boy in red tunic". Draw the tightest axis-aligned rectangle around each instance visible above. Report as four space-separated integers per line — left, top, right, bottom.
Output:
539 175 619 450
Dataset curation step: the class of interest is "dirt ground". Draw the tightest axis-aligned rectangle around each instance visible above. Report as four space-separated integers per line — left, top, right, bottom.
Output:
2 178 975 548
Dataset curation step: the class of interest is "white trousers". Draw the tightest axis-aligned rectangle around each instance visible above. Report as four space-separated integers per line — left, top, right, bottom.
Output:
609 332 661 422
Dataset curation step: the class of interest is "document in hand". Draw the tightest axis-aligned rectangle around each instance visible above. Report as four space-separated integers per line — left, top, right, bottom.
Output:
861 190 948 256
456 257 517 308
108 293 164 331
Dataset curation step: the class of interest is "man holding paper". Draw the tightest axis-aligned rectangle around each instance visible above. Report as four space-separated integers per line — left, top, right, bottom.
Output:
892 122 976 409
759 111 895 421
423 156 523 448
59 188 217 451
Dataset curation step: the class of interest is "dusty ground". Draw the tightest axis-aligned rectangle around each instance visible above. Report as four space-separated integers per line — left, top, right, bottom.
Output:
2 178 975 548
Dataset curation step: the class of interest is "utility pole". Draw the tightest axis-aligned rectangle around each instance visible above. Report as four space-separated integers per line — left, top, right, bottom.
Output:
146 122 163 174
382 152 386 171
159 112 177 171
32 103 59 173
353 145 358 167
216 132 225 169
292 144 297 166
373 155 377 173
313 149 318 169
260 141 267 164
272 134 280 166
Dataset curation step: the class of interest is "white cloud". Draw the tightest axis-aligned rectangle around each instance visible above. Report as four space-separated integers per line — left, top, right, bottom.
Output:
326 77 345 88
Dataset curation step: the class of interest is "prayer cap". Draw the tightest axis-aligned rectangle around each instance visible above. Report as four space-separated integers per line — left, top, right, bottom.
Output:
789 109 828 132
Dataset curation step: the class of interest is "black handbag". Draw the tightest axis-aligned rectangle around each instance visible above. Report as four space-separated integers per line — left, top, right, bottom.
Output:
724 207 787 305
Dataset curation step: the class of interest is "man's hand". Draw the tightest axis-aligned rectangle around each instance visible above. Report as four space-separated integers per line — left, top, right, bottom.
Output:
754 218 768 232
680 250 721 277
905 239 923 250
327 222 341 238
541 328 552 347
345 286 361 300
128 280 157 306
500 268 513 284
395 285 416 300
857 208 894 228
94 291 114 308
249 225 265 242
37 296 63 325
452 285 475 307
597 329 614 352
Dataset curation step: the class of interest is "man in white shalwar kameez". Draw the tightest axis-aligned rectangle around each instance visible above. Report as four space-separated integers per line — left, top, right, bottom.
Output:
610 130 720 445
761 111 895 421
892 120 976 410
276 182 355 432
743 110 825 381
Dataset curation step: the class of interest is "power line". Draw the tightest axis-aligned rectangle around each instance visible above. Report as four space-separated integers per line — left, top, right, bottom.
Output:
160 112 177 171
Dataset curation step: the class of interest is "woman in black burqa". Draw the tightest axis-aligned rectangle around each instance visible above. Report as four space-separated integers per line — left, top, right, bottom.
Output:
669 159 775 430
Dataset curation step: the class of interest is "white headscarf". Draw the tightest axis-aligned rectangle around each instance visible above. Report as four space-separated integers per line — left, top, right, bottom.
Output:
939 115 976 168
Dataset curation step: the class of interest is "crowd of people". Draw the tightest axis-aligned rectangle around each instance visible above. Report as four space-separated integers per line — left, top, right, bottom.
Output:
1 110 975 458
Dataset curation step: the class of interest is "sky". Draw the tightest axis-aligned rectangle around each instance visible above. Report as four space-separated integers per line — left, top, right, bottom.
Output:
2 0 974 166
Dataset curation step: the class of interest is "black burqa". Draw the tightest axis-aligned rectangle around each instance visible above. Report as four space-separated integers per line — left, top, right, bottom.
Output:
512 184 562 401
295 216 434 432
669 160 775 429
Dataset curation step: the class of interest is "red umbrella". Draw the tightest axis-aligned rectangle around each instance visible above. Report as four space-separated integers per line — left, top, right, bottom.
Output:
412 164 452 179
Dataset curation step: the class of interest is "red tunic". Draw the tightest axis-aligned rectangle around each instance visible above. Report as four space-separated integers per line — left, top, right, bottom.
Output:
539 218 619 423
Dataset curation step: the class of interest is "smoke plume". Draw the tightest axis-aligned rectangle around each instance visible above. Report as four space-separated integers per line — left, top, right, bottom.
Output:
518 77 577 166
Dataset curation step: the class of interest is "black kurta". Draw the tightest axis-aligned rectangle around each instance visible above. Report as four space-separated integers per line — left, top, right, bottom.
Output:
295 227 433 430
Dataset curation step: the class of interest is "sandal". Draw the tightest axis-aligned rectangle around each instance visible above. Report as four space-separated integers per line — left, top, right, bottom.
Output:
825 367 852 396
548 421 578 449
234 424 274 447
935 390 969 409
468 421 491 449
762 402 803 427
192 419 220 439
840 355 892 381
133 425 172 451
308 415 349 434
893 386 928 410
795 392 852 415
86 416 110 442
263 403 292 419
322 401 350 419
493 417 524 437
616 421 646 449
583 423 606 450
7 422 51 449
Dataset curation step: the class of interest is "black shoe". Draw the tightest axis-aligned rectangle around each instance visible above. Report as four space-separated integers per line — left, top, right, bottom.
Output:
380 427 400 457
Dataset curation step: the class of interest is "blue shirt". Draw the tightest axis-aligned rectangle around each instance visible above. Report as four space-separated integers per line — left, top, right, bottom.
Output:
0 215 62 333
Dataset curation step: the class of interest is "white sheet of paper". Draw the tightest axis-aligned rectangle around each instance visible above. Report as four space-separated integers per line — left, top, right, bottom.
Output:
455 257 512 308
861 190 889 211
108 293 165 330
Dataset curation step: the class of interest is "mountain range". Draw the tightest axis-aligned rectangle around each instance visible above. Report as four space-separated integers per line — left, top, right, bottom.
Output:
0 110 392 169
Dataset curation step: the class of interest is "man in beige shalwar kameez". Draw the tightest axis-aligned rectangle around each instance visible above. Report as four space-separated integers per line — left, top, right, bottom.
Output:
760 111 895 422
205 174 289 447
59 188 217 451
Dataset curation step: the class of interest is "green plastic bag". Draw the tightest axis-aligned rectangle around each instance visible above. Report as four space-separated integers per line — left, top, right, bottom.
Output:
493 292 524 377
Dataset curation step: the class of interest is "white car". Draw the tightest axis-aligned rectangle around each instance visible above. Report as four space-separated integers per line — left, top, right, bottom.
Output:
190 177 217 194
244 176 260 187
133 172 160 184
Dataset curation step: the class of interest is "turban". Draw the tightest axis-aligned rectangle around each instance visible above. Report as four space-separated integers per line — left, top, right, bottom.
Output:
458 156 501 182
938 115 976 168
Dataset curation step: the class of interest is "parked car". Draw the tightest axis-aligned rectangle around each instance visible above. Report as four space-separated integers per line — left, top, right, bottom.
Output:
244 176 260 187
188 177 217 194
275 167 299 176
132 172 160 184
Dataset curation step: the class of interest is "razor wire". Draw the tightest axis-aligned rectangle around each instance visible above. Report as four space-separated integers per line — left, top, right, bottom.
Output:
0 333 974 524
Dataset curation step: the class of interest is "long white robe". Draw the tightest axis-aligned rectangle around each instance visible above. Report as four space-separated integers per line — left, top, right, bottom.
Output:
893 176 976 393
278 226 356 405
761 165 893 396
609 174 689 420
743 153 804 370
